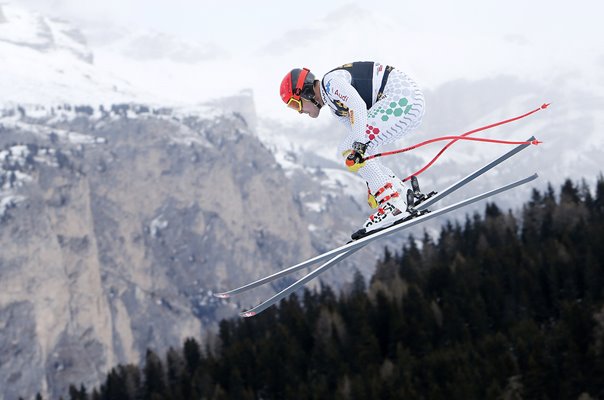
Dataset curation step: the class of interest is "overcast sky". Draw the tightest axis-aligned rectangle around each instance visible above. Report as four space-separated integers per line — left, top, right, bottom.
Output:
17 0 603 54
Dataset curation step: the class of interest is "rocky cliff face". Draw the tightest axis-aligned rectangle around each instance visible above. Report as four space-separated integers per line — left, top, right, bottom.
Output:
0 104 315 398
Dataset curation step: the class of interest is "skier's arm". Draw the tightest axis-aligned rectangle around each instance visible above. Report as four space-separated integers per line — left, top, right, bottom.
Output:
323 76 370 165
334 114 351 130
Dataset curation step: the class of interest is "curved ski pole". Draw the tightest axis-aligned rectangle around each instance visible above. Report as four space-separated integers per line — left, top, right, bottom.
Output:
402 104 549 180
214 137 537 299
240 173 539 317
363 136 540 162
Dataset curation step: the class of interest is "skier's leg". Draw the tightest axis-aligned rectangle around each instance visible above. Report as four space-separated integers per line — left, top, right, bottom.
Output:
355 70 426 232
361 70 425 197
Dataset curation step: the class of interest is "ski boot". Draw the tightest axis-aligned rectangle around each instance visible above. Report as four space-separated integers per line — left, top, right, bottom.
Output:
352 182 414 240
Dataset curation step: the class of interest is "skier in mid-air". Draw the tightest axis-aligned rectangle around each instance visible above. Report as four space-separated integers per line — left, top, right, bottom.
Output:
280 61 425 235
217 63 542 315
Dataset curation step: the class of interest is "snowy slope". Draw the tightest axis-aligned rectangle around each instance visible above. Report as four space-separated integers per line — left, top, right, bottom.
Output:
0 3 90 61
0 4 149 106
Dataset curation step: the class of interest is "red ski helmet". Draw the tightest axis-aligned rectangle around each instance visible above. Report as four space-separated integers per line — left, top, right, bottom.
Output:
280 68 320 113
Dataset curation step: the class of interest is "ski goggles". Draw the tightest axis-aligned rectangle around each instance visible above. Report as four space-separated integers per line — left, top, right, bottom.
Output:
286 97 304 113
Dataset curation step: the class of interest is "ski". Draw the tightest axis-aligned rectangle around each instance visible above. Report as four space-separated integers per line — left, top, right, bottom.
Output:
240 247 364 318
239 173 538 317
214 136 537 300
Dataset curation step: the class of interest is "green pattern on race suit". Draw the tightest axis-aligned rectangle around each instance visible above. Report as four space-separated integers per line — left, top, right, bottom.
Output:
368 97 413 122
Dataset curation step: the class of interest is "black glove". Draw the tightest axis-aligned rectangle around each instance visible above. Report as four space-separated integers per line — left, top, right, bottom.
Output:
344 142 369 172
351 141 368 155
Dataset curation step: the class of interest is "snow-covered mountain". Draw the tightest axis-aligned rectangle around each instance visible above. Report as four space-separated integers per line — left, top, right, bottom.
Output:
0 3 90 62
0 4 148 106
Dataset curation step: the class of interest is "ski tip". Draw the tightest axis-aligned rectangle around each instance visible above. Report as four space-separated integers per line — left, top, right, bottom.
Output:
240 311 256 318
214 293 230 299
541 103 550 109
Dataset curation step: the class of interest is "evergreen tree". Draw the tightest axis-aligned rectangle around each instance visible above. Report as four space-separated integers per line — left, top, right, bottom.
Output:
142 350 167 399
68 385 87 400
100 367 130 400
183 338 201 376
166 347 185 400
